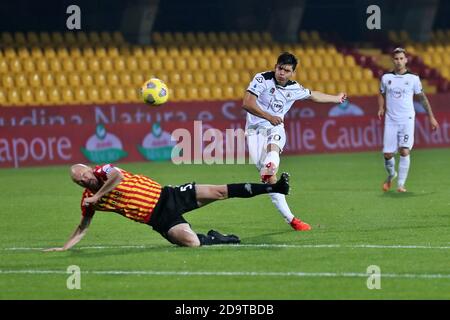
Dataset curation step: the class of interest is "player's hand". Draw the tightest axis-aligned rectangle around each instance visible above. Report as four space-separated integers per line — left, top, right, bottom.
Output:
337 92 347 103
268 115 283 126
430 117 439 130
43 247 65 252
378 109 385 120
83 195 100 207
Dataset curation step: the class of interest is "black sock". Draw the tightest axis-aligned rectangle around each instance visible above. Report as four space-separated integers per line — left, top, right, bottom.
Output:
227 183 274 198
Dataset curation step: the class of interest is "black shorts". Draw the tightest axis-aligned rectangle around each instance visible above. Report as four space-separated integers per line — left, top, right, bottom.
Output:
147 182 199 241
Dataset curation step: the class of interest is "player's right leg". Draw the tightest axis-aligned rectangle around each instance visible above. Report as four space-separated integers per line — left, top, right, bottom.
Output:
382 124 398 191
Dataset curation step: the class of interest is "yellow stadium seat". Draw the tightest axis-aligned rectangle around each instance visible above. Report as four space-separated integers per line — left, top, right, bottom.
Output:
48 88 61 105
311 56 323 68
88 31 101 44
239 71 251 84
21 88 34 105
25 31 38 45
99 57 113 72
151 58 163 70
191 47 203 57
347 82 358 96
187 57 199 70
10 58 22 73
73 88 86 103
114 57 128 73
44 47 56 59
196 32 208 45
312 83 325 92
138 58 151 71
217 72 228 85
30 47 43 59
55 73 67 87
56 47 69 58
172 87 187 101
36 59 48 73
359 83 369 96
185 32 196 45
95 47 107 58
88 58 100 72
83 47 95 57
307 69 319 82
107 73 119 86
76 32 89 45
49 59 61 73
432 54 442 65
61 87 75 104
29 73 41 88
107 47 120 58
75 59 87 72
119 73 132 87
0 60 8 73
198 58 210 70
132 73 144 86
17 47 29 59
323 56 334 68
1 32 14 45
362 69 373 80
119 45 131 57
95 73 107 87
205 73 216 84
8 89 21 106
244 56 256 70
222 86 234 99
228 72 240 84
14 32 27 46
0 89 6 105
344 55 356 67
131 46 144 57
2 74 14 89
203 47 215 57
81 73 94 87
35 88 47 105
193 73 205 86
221 57 233 70
329 69 341 82
179 47 191 58
318 69 330 81
126 57 138 71
167 46 180 58
186 87 199 100
50 32 64 45
68 73 81 87
210 58 221 71
181 72 193 84
162 58 175 71
112 87 125 103
169 73 181 86
210 86 222 100
69 47 82 58
368 81 379 95
198 87 211 100
100 87 113 103
4 48 16 59
175 58 187 70
125 87 139 102
99 31 112 44
42 73 55 87
62 59 75 72
88 88 100 102
325 83 336 93
352 68 363 80
23 60 35 73
341 69 352 81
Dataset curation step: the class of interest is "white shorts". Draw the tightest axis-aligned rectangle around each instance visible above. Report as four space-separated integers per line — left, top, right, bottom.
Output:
246 125 286 170
382 121 415 153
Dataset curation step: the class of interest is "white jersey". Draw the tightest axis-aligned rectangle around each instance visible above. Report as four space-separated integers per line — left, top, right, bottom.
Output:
380 70 423 124
246 71 311 129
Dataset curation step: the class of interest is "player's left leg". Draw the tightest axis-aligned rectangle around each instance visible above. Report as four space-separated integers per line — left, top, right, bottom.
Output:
261 128 311 231
397 122 414 192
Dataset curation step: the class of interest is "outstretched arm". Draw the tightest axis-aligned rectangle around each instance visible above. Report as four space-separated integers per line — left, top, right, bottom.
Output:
310 91 347 104
416 92 439 130
43 215 92 252
82 167 124 207
242 91 283 126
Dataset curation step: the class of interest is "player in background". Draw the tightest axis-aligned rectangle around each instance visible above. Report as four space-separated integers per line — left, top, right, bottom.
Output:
378 47 439 192
242 52 347 231
44 163 291 250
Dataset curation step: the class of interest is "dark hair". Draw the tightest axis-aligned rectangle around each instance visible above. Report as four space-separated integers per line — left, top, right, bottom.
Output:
392 47 406 56
277 52 298 71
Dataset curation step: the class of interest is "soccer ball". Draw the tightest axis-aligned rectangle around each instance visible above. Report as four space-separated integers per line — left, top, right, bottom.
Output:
140 78 169 106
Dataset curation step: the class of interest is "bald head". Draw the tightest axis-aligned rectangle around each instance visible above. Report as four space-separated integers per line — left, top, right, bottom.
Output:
70 164 99 190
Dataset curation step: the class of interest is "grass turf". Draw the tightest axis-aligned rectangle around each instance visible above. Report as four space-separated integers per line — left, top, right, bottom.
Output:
0 149 449 299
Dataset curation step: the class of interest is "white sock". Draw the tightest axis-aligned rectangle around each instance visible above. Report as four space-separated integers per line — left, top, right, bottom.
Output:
384 157 396 177
269 193 294 224
398 155 410 187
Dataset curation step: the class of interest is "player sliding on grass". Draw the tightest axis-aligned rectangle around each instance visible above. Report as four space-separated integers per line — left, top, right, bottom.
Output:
243 52 347 231
44 163 291 250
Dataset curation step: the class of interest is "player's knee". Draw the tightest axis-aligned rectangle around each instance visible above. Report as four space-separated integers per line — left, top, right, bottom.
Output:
182 237 201 247
399 148 410 156
212 186 227 200
384 153 394 159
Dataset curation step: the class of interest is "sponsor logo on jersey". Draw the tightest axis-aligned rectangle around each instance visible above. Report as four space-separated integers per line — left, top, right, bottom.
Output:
269 99 284 113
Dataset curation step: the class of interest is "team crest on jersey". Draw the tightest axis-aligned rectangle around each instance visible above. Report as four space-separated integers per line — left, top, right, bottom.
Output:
269 98 284 113
256 76 263 83
287 93 291 98
405 81 409 85
270 88 275 94
388 80 392 85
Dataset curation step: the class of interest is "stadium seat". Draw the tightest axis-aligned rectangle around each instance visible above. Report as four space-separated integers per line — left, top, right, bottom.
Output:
100 87 113 103
8 89 21 106
73 87 86 103
63 32 77 45
173 87 187 101
223 86 234 99
55 73 67 87
88 88 100 102
69 47 82 58
126 57 138 71
10 58 22 73
198 87 211 100
30 47 43 59
113 57 126 72
2 74 14 89
0 89 6 105
36 59 48 73
151 58 163 70
49 59 61 73
210 86 223 100
119 73 132 87
81 73 94 87
14 32 27 46
88 31 101 44
193 73 205 86
228 71 240 84
106 73 119 87
318 69 330 81
0 60 8 73
186 87 199 100
132 73 144 86
4 48 16 59
29 73 41 88
125 87 139 102
217 72 228 85
56 47 69 58
138 57 151 71
175 58 187 70
107 47 120 58
112 87 126 103
62 59 75 72
100 31 113 44
75 59 88 72
199 58 211 70
44 48 56 59
95 47 107 58
204 73 216 84
68 73 81 87
35 88 47 105
325 83 337 93
48 88 61 105
358 83 369 96
169 73 181 86
88 58 101 72
23 59 35 73
21 88 34 105
42 73 55 87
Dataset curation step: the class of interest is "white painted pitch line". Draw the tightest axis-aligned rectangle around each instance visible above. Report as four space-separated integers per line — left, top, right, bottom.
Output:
2 243 450 251
0 269 449 279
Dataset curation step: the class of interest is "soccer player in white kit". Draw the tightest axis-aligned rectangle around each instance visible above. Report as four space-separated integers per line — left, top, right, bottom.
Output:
378 47 439 192
242 52 347 231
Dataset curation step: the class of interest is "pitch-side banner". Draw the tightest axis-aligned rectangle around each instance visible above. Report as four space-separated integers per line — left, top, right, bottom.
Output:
1 113 449 168
1 93 449 128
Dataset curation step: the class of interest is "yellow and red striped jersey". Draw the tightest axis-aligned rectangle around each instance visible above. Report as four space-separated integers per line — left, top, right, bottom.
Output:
81 164 162 223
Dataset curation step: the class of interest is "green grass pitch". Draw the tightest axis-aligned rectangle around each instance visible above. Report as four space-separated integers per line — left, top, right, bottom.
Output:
0 149 449 299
